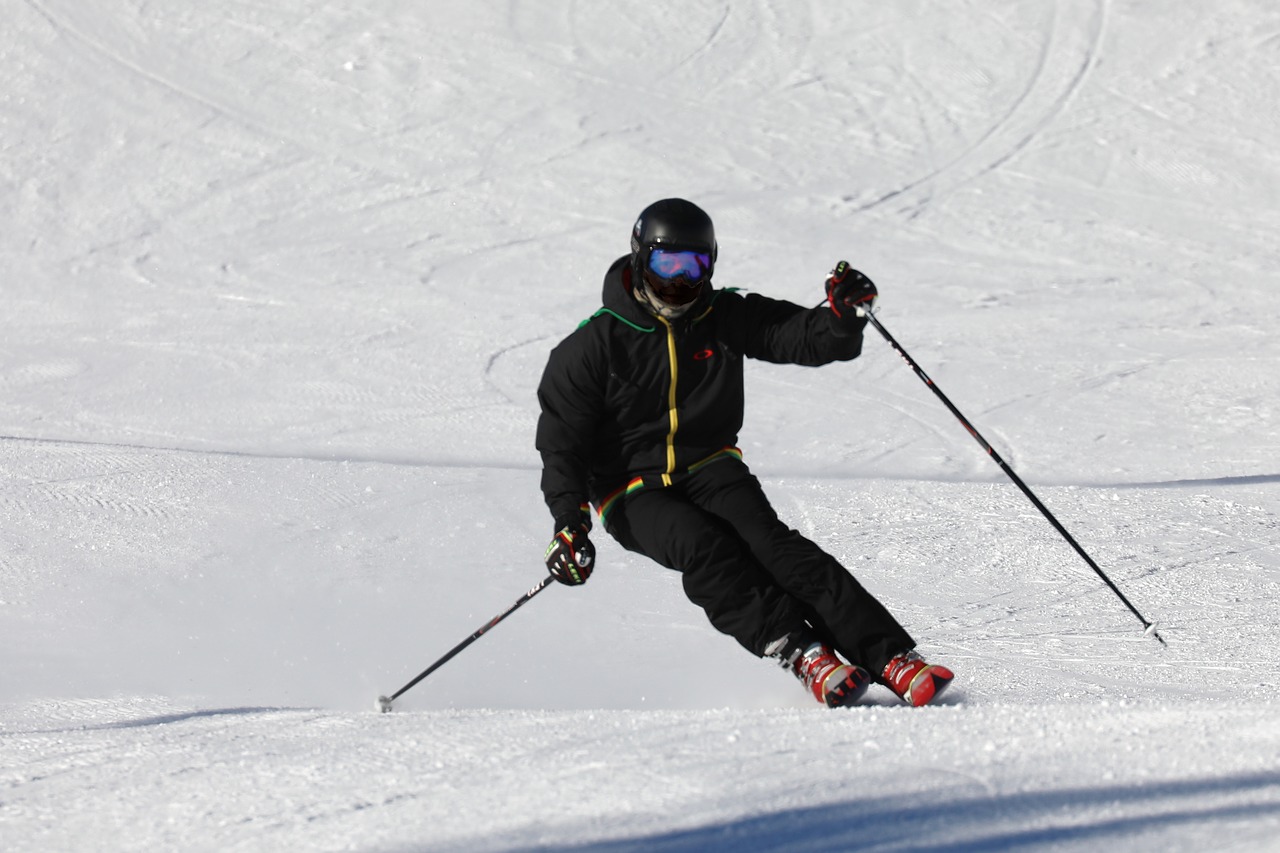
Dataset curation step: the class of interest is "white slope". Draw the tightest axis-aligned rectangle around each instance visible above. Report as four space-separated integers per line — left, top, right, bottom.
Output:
2 0 1278 850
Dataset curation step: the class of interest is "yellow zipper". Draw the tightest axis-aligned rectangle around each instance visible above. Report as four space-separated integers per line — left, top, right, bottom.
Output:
657 317 679 485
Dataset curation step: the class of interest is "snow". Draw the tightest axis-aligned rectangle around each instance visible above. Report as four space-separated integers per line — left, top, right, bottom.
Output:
2 0 1278 850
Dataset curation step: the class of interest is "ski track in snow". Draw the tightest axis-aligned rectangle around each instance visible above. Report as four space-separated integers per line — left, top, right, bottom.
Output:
844 0 1109 218
3 0 1280 850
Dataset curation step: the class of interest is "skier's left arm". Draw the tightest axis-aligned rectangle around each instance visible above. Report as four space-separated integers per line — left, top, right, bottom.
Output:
738 262 878 365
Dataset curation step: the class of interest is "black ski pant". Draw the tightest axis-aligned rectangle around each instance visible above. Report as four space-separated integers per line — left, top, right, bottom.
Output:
603 457 914 676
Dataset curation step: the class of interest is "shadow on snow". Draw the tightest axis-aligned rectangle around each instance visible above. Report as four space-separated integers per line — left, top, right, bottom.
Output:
549 770 1280 852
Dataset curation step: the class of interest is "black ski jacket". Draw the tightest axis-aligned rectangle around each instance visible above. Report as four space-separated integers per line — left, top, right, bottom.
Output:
536 255 866 531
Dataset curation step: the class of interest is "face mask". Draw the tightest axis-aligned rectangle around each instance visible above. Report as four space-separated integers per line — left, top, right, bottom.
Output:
635 275 703 319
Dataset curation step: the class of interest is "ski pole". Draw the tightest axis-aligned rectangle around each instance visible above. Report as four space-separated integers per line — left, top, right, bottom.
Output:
860 305 1166 646
377 575 556 712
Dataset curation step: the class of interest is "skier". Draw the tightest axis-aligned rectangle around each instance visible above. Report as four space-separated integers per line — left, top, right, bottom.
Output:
536 198 953 708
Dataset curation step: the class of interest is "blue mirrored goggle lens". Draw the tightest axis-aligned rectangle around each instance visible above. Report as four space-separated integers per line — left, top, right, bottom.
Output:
647 249 711 280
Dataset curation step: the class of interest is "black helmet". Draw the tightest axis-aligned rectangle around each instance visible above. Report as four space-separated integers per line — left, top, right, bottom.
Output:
630 198 717 316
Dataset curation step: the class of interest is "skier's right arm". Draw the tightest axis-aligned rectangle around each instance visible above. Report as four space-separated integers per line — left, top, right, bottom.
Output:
536 336 605 585
535 334 605 532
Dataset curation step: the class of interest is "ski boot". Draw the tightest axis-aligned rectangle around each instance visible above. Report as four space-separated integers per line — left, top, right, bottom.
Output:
882 650 954 707
769 631 870 708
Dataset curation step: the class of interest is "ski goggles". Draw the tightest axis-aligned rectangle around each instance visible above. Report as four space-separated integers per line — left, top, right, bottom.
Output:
646 248 712 280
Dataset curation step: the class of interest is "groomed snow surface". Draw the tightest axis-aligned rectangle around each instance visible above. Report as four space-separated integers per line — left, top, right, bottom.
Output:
3 1 1279 850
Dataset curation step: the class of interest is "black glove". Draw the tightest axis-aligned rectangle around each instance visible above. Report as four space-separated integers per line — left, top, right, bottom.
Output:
825 261 878 320
544 522 595 585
